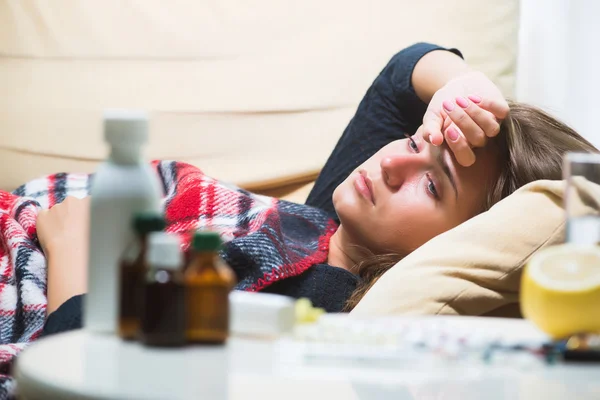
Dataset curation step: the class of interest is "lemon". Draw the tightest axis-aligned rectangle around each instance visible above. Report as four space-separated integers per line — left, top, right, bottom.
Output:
521 244 600 339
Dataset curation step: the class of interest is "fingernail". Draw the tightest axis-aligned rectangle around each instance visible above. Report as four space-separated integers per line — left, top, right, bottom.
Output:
456 96 469 108
428 134 440 146
443 100 455 112
468 95 482 103
447 127 459 142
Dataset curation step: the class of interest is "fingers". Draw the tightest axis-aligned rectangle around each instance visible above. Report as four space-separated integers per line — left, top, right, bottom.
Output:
469 95 509 120
460 98 500 138
456 96 501 139
444 124 476 167
443 99 486 148
422 111 444 146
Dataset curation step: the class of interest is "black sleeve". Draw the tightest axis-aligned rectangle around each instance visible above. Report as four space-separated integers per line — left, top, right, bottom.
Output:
305 43 463 220
42 294 84 336
261 264 359 313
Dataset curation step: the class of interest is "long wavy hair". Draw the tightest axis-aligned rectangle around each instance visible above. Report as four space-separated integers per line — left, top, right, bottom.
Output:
343 102 599 312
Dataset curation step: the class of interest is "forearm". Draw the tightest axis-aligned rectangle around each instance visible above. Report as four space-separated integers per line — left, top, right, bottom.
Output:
412 50 472 103
46 246 87 315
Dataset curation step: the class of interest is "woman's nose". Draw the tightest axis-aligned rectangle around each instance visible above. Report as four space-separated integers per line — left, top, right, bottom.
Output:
381 153 422 187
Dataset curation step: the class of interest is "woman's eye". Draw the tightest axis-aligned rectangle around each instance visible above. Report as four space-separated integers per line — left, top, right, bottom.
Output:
427 176 439 199
408 137 419 152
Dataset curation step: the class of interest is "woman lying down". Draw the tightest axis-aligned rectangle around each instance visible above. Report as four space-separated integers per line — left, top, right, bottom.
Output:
0 43 596 371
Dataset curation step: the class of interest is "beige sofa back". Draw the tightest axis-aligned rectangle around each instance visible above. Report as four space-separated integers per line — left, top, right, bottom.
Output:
0 0 519 192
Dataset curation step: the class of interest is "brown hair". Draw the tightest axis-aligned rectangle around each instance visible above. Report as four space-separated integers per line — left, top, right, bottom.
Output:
343 102 599 312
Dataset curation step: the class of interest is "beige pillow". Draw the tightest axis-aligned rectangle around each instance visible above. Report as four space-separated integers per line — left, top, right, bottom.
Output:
351 179 599 318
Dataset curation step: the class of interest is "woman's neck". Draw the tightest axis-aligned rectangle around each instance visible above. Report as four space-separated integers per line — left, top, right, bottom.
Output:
327 226 365 274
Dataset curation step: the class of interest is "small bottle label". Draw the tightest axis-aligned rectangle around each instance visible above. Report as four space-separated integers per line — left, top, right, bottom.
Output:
187 284 229 341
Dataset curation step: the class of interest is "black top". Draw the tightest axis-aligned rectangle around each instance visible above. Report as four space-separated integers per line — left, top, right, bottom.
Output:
42 43 462 336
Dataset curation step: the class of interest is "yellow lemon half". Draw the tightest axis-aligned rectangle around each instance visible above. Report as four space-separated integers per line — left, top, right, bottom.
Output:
521 244 600 339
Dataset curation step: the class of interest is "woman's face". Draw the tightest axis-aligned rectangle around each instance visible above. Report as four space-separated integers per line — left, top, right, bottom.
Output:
332 128 501 255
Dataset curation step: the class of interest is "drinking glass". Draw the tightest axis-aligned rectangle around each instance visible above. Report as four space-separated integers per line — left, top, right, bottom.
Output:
564 152 600 245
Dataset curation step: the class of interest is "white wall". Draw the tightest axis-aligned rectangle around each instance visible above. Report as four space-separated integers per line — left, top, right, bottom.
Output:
516 0 600 148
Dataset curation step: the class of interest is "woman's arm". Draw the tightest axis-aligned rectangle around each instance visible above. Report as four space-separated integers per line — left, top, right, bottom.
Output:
305 43 464 218
45 245 87 315
37 196 89 315
412 50 472 103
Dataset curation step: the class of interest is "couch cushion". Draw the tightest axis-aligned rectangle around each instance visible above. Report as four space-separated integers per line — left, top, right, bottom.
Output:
0 0 519 191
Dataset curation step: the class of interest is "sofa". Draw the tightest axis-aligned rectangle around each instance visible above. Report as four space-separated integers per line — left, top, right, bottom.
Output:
0 0 519 201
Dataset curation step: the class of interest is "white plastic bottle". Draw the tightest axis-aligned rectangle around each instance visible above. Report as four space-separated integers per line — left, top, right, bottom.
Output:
85 110 162 334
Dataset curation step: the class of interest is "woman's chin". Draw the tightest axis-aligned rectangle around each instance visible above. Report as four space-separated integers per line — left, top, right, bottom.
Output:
333 181 371 210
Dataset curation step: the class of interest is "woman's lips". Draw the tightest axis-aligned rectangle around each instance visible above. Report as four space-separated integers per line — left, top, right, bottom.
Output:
354 170 375 204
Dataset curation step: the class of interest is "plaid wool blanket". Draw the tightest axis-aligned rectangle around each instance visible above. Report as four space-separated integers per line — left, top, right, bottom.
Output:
0 161 336 397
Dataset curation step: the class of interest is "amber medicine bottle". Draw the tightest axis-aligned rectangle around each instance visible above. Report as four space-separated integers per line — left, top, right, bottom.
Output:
140 232 186 347
185 231 236 344
118 212 165 340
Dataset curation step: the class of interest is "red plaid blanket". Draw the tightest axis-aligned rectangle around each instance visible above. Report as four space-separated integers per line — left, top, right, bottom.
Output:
0 161 336 397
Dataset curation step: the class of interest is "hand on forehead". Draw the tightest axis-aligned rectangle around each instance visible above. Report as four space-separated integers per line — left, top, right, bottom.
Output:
419 102 502 169
420 70 509 167
416 125 500 199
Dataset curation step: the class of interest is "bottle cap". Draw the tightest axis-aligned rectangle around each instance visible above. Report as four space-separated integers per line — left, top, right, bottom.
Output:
148 232 183 270
192 231 223 252
103 109 148 148
132 211 166 234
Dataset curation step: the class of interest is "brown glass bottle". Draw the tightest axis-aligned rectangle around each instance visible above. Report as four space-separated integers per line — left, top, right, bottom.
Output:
118 212 166 340
140 232 186 347
185 231 236 344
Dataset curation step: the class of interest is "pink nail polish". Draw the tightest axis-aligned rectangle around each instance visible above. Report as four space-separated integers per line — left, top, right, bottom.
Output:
428 134 440 146
447 127 459 141
456 96 469 108
468 95 482 104
443 100 454 112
